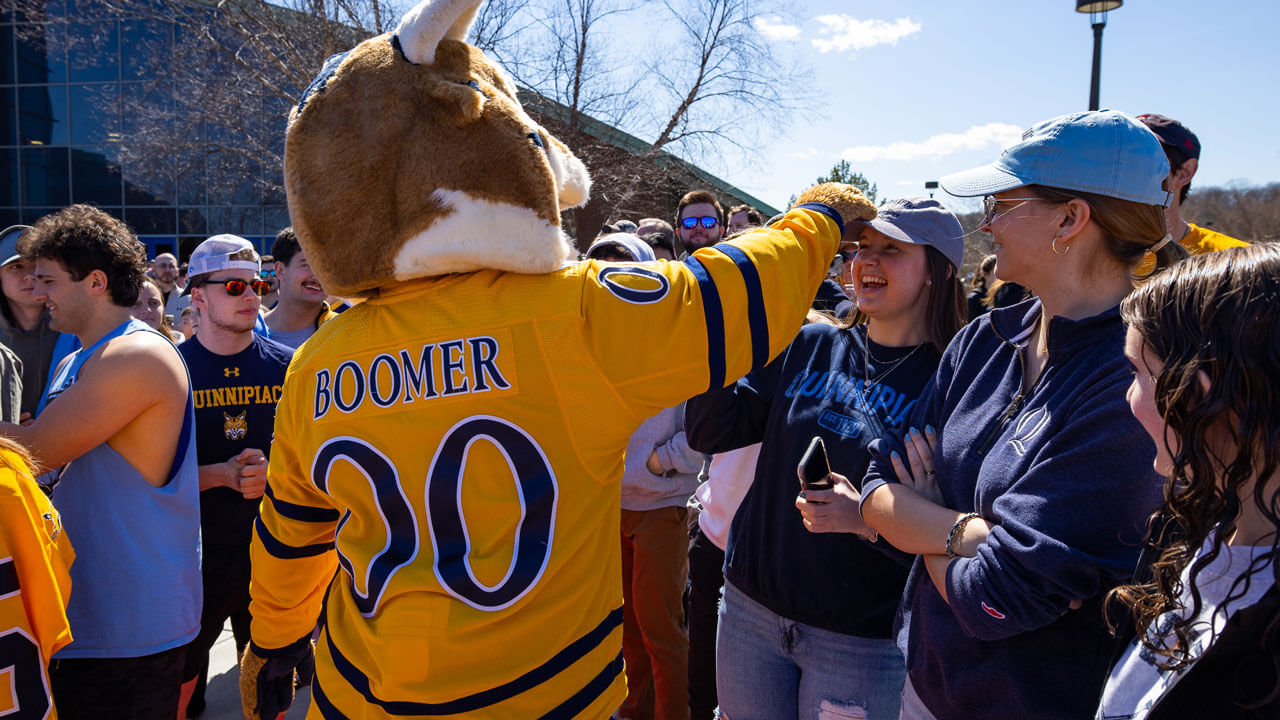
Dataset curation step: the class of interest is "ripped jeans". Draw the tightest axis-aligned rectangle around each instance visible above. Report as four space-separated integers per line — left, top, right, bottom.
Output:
715 582 905 720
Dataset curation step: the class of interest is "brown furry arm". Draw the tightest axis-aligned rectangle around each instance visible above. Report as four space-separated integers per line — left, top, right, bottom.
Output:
793 182 878 228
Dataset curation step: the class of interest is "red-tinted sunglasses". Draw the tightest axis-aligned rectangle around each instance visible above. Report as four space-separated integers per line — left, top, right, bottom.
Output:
202 278 271 297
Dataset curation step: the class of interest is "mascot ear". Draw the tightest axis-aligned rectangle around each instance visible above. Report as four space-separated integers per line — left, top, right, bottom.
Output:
395 0 482 66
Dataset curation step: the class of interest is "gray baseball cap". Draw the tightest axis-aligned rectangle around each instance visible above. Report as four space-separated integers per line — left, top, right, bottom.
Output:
862 198 964 269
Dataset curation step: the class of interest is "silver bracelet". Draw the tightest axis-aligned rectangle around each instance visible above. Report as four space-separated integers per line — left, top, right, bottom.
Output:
945 512 981 559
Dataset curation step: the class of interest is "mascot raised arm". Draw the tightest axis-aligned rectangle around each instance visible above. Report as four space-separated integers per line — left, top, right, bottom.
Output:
239 0 875 717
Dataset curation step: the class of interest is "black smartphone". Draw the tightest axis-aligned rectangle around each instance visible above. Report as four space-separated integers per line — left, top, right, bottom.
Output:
797 436 834 491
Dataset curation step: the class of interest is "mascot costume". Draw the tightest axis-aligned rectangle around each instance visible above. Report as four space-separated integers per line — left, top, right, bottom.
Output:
239 0 875 717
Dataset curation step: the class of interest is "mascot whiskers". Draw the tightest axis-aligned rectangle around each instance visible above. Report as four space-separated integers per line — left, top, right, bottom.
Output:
239 0 875 716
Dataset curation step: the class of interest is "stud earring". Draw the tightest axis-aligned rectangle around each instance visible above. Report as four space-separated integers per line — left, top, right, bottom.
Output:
925 279 933 286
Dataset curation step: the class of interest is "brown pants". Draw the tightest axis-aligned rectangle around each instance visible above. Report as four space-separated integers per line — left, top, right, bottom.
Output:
618 506 692 720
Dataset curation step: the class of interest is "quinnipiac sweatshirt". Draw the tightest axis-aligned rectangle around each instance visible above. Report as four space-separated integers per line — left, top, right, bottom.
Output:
687 322 939 637
860 299 1164 720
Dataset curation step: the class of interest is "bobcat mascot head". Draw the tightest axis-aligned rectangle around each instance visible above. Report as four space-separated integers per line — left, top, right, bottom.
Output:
285 0 591 298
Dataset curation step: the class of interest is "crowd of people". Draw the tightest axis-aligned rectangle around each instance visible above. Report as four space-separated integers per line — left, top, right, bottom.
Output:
0 104 1274 720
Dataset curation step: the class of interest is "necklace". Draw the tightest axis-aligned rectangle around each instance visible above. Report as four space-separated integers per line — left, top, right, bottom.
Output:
861 328 925 394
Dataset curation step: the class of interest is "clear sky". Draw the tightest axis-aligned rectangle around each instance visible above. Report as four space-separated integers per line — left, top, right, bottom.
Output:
714 0 1279 213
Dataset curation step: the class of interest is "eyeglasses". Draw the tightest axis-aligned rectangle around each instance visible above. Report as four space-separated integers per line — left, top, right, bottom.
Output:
982 195 1042 225
201 278 271 297
680 216 720 230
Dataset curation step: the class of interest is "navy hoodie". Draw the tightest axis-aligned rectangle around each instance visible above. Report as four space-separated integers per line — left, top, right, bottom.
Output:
860 299 1164 719
687 322 939 637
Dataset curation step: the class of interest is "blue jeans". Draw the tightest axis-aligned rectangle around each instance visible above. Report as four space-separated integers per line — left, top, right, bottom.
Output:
716 582 905 720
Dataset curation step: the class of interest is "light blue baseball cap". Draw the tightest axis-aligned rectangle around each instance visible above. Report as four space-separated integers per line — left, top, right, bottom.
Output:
941 110 1173 207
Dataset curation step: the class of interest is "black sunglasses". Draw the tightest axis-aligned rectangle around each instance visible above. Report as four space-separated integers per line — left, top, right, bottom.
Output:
201 278 271 297
680 216 719 230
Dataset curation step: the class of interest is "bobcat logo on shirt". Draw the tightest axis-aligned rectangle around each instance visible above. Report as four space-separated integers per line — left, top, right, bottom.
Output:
42 510 62 541
1008 406 1050 456
224 412 248 440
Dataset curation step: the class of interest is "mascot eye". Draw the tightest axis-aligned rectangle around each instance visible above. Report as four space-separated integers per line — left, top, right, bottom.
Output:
458 80 486 97
527 132 545 150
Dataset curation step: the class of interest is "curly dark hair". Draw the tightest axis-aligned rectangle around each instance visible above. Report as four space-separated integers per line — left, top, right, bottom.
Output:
1110 244 1280 702
21 205 147 307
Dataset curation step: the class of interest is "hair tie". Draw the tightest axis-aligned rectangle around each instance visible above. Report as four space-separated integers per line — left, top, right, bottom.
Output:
1149 233 1174 253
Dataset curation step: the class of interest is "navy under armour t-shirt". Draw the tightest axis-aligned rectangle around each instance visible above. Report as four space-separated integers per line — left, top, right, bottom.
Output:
178 334 293 548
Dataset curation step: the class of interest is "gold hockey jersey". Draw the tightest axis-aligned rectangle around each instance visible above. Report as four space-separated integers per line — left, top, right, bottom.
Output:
0 449 73 720
250 205 842 719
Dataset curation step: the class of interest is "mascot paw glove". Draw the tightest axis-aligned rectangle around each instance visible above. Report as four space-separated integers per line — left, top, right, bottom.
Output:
240 635 312 719
794 183 878 228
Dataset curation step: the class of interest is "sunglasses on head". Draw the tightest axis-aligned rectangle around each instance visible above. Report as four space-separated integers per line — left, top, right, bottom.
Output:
202 278 271 297
680 216 719 230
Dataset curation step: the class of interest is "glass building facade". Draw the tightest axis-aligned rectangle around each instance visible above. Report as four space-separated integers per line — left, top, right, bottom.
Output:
1 1 289 258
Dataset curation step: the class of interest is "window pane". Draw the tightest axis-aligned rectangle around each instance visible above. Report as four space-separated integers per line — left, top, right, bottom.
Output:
71 144 120 204
121 19 169 80
19 84 67 145
70 82 117 144
17 23 66 84
176 152 204 205
121 80 170 139
124 151 173 205
68 21 117 82
22 207 70 224
208 152 260 206
206 206 261 237
1 87 15 146
178 208 206 235
126 206 175 234
0 148 16 206
21 145 68 205
0 210 19 229
263 205 290 235
0 25 14 85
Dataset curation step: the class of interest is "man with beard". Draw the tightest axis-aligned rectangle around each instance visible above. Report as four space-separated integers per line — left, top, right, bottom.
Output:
175 234 295 718
261 227 338 350
674 190 725 256
150 252 189 318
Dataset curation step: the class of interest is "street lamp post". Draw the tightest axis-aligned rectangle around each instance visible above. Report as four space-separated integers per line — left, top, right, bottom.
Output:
1075 1 1122 111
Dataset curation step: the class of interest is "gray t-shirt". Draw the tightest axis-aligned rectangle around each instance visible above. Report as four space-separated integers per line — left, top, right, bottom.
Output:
0 342 22 423
0 312 56 417
265 324 318 351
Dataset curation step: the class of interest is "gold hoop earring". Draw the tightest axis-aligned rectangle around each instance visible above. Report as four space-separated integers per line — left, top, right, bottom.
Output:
1051 236 1070 256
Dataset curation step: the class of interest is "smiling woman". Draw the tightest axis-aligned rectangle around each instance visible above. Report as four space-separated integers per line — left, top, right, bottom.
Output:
684 196 965 720
857 110 1192 720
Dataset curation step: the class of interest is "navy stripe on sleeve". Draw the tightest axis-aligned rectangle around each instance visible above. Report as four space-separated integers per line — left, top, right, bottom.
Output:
681 256 726 392
793 202 844 235
324 606 624 715
264 484 341 523
254 517 335 559
712 244 769 372
0 557 17 597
